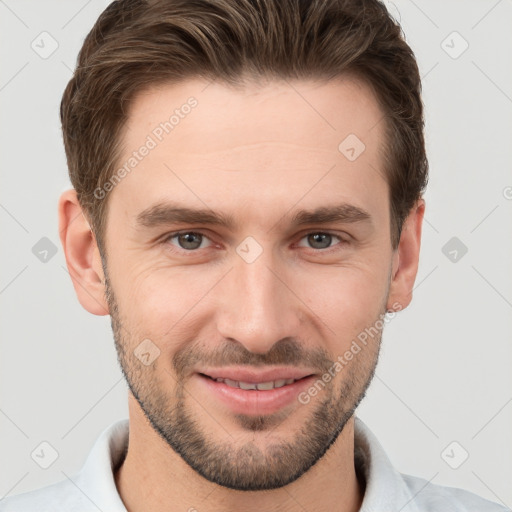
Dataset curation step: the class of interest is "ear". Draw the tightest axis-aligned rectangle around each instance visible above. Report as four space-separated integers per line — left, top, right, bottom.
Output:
58 189 109 315
387 199 425 311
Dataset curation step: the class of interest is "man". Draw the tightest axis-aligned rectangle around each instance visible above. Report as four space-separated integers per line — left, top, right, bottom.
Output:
1 0 507 510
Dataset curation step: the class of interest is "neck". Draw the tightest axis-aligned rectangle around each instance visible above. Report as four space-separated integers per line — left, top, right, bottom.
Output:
115 395 364 512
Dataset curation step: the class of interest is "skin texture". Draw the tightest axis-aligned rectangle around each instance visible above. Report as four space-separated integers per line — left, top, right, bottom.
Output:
59 77 424 512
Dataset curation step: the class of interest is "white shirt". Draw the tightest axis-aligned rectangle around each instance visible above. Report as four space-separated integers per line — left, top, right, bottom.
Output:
1 417 508 511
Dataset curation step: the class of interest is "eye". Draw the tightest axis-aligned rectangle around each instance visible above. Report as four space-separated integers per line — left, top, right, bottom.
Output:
165 231 212 251
297 232 344 250
162 230 347 254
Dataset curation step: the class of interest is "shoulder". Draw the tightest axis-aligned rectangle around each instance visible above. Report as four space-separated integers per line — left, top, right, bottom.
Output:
353 416 508 512
0 419 129 512
0 478 94 512
401 473 510 512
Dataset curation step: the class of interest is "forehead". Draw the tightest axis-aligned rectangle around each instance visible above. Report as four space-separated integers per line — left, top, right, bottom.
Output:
124 76 385 155
109 76 388 229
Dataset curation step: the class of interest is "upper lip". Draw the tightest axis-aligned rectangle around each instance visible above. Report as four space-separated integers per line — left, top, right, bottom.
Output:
198 367 315 383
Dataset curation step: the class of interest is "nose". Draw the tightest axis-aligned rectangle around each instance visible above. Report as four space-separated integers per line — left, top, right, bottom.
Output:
215 245 303 354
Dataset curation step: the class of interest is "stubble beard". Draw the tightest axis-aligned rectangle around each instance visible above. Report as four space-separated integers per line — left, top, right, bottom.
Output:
104 270 384 491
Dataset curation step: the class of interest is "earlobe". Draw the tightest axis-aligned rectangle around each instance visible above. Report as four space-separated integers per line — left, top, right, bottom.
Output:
58 189 109 316
387 199 425 311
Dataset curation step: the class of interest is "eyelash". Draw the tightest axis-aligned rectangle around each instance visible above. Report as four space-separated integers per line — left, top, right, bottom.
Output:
162 230 349 254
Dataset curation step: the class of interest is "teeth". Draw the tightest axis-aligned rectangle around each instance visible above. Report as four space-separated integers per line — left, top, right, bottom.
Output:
256 381 275 390
239 381 257 390
213 377 298 390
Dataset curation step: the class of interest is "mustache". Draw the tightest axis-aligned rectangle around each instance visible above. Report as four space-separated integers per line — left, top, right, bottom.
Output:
172 337 334 377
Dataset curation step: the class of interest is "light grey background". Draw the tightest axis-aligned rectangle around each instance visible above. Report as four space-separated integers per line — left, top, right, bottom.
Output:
1 0 511 506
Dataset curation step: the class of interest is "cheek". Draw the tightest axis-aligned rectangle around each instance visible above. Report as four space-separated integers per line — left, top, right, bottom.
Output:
112 262 221 344
303 263 389 343
109 240 391 354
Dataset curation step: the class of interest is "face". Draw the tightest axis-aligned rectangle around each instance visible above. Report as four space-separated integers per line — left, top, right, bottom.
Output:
100 77 399 490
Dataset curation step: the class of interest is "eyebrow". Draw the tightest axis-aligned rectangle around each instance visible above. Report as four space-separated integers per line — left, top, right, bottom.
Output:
135 201 372 230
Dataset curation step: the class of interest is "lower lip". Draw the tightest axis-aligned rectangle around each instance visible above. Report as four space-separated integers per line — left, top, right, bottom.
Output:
196 373 315 416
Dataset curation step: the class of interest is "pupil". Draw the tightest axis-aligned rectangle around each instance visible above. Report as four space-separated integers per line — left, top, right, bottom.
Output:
180 233 201 249
309 233 331 249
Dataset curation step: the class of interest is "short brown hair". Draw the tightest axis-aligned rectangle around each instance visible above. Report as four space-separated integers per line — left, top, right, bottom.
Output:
60 0 428 252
